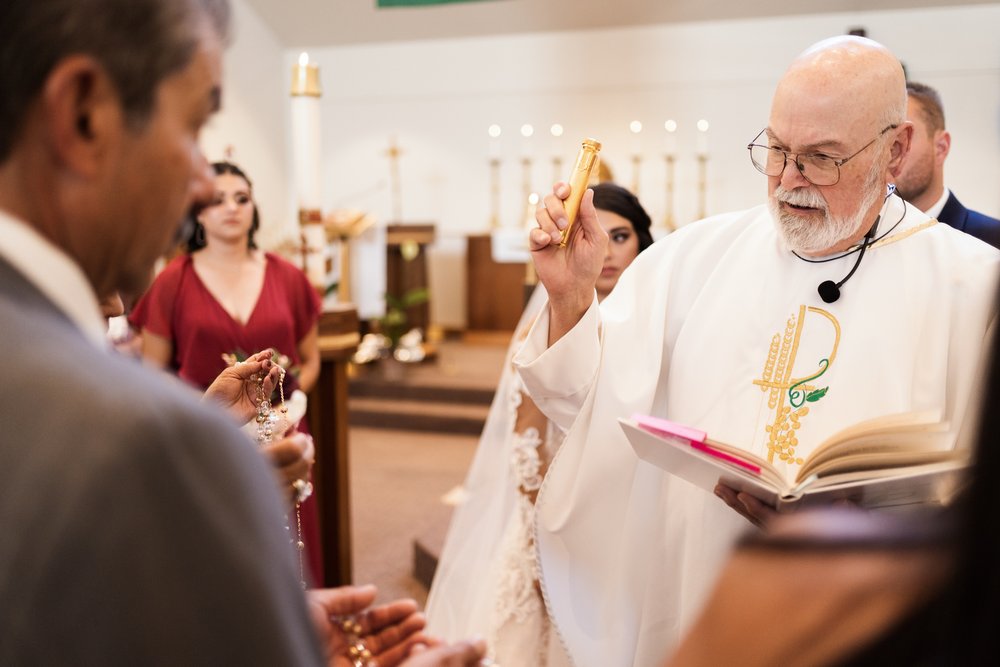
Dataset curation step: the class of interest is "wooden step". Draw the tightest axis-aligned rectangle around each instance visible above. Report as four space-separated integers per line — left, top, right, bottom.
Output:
349 397 490 435
349 376 495 406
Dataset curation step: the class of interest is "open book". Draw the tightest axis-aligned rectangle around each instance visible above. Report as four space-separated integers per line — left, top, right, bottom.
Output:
620 412 971 512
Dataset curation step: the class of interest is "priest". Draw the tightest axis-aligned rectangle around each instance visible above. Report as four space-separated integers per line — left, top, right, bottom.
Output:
518 36 999 667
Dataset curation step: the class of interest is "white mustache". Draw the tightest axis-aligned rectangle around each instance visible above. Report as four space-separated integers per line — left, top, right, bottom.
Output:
773 185 827 210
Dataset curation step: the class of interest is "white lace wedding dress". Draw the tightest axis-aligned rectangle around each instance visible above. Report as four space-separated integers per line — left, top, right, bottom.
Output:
425 287 572 667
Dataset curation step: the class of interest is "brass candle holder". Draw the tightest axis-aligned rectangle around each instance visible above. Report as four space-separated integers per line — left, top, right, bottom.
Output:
489 157 501 230
697 153 709 220
663 154 676 232
551 155 563 185
520 156 533 210
631 154 642 196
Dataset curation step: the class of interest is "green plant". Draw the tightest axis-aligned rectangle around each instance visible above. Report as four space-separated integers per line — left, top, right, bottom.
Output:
380 287 429 349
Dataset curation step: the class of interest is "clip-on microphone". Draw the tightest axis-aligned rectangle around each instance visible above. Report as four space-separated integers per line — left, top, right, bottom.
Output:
817 216 880 304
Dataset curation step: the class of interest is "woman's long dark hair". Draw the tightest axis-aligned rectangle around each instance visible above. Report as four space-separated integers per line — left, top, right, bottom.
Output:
591 182 654 252
186 161 260 252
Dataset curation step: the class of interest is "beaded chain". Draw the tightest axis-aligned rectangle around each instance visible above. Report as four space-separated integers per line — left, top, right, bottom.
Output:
332 616 376 667
254 365 311 590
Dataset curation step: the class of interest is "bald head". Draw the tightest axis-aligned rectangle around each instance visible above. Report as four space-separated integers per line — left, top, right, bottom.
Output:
773 36 906 140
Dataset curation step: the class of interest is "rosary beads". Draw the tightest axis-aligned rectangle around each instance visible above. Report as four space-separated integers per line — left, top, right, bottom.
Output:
254 365 309 590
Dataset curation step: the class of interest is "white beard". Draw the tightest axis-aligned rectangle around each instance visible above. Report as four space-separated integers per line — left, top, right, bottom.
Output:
769 168 884 255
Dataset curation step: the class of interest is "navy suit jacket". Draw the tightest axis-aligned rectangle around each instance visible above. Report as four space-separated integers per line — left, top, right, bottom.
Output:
938 191 1000 250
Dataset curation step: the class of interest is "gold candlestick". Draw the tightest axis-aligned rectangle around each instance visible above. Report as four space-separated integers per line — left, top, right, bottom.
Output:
631 154 642 196
489 158 501 230
663 154 676 232
520 156 533 209
551 155 563 185
697 153 709 220
384 137 404 222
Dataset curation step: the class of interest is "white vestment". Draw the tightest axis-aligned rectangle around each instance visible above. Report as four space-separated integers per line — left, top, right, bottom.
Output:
514 195 999 667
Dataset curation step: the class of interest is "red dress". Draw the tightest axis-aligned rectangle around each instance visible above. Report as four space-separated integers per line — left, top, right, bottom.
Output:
130 252 325 584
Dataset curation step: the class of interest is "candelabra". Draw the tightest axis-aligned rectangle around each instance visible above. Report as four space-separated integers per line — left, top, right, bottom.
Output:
697 153 709 220
663 154 676 232
489 158 501 230
551 155 563 185
520 156 533 210
631 154 642 196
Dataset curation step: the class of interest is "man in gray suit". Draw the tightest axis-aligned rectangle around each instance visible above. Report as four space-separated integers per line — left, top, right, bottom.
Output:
0 1 483 665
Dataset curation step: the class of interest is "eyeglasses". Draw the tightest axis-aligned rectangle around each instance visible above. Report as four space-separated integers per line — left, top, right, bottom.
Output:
747 125 897 186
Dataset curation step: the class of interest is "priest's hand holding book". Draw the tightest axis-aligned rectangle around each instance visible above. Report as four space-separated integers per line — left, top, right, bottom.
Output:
713 483 781 529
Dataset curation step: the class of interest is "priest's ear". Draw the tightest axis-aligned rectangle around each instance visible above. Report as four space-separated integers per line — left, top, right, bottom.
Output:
39 55 124 178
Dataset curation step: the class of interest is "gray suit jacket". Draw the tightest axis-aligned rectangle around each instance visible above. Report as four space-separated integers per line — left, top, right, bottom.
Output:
0 257 324 665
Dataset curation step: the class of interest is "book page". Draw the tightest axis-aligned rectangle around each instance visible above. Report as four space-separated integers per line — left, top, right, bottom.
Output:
796 411 949 483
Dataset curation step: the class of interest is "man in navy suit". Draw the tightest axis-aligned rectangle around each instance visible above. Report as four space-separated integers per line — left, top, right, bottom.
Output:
895 81 1000 249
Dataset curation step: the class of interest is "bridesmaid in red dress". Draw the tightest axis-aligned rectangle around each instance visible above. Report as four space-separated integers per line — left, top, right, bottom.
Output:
129 161 324 584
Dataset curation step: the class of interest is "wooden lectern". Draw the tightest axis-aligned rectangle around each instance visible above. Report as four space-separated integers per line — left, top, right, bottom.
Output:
386 223 435 333
307 305 360 586
466 233 527 332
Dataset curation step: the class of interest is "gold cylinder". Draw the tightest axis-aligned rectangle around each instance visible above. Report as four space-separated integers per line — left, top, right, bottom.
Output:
290 63 321 97
559 138 602 248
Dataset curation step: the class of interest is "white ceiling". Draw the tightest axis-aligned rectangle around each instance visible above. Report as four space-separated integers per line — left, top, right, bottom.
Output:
241 0 998 48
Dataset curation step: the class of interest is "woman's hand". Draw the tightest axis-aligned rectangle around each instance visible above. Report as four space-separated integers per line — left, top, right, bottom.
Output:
203 349 281 423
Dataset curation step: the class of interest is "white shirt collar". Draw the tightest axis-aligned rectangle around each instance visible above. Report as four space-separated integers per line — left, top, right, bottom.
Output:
924 187 951 220
0 209 107 348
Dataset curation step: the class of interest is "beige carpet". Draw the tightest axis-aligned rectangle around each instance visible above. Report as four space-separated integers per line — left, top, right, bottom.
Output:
347 337 509 606
349 427 477 606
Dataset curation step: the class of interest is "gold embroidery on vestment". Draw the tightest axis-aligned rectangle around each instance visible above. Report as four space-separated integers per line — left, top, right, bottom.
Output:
754 306 841 465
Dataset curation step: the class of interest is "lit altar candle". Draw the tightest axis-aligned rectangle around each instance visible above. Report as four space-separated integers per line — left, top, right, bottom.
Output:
696 119 710 155
549 123 564 181
629 120 643 155
488 124 502 159
549 123 564 154
664 119 678 155
520 123 534 158
291 52 322 216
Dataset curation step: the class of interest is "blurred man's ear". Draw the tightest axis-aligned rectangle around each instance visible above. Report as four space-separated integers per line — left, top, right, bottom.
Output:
41 55 123 178
934 130 951 165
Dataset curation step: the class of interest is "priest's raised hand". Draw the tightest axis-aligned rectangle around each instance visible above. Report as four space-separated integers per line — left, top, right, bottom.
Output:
529 182 608 344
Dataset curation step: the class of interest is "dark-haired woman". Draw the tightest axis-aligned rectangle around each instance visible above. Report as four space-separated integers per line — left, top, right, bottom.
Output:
130 161 324 583
426 183 655 666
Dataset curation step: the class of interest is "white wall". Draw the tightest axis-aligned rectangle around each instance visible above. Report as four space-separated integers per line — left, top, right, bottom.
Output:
201 0 294 247
224 3 1000 328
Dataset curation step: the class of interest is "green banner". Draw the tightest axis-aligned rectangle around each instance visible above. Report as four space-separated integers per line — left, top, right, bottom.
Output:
377 0 497 7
